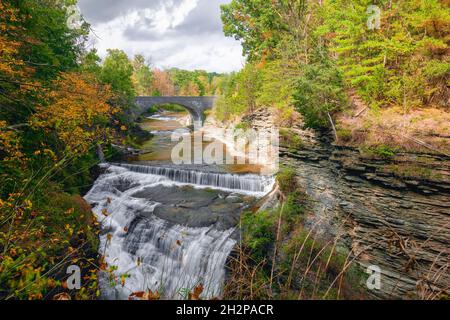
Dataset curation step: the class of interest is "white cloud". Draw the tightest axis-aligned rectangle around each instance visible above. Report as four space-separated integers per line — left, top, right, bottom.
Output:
79 0 244 73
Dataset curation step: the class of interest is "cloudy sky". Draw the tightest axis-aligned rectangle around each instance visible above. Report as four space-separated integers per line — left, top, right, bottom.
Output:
77 0 244 73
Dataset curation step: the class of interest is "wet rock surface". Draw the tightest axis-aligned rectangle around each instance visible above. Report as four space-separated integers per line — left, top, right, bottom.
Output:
132 185 254 231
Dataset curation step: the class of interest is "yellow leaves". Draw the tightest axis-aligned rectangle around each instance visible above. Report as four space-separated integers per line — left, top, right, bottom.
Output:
65 224 74 236
47 278 57 288
32 72 113 157
101 208 109 217
120 125 127 131
120 274 130 287
0 0 34 81
0 121 25 163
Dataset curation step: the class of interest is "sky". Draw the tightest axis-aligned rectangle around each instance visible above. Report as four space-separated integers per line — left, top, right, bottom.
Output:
77 0 245 73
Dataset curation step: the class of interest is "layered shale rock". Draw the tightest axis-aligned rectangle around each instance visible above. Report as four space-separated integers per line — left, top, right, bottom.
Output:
280 136 449 299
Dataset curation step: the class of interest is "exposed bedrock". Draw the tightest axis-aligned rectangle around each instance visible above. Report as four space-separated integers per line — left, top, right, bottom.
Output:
280 138 449 299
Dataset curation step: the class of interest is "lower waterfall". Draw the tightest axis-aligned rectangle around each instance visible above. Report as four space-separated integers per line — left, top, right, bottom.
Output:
84 164 274 299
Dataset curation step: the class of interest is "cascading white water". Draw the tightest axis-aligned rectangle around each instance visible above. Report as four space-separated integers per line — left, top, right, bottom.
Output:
113 163 275 194
85 164 274 299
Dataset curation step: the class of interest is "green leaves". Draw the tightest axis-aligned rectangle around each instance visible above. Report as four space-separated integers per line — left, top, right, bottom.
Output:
100 49 136 102
293 49 347 129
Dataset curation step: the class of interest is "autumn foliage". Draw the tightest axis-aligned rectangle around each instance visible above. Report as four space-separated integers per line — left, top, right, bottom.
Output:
32 72 114 155
0 0 124 300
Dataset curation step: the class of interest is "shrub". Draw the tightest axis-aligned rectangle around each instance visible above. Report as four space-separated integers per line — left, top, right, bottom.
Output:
293 49 347 129
280 129 303 151
361 144 397 159
277 166 298 195
241 210 277 262
336 127 352 143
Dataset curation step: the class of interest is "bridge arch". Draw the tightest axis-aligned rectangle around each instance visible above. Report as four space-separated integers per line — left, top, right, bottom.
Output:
134 96 217 127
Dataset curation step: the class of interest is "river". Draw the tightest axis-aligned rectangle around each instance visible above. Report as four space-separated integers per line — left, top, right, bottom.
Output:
84 111 275 299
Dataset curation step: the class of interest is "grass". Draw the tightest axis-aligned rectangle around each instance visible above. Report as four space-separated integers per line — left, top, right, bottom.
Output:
337 105 450 154
225 205 366 300
384 164 442 181
360 144 398 159
280 129 303 151
336 127 352 143
276 166 298 194
224 166 367 300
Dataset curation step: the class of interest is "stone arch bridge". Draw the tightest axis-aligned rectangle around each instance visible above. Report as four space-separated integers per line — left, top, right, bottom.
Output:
134 96 217 126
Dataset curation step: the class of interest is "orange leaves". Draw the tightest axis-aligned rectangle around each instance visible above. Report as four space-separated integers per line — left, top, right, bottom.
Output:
0 120 25 163
129 290 161 300
53 292 71 300
188 284 204 300
32 72 113 156
0 0 35 82
151 68 175 96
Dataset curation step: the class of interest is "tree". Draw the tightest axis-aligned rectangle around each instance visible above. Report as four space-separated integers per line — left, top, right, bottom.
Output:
132 54 153 96
319 0 450 109
32 72 113 156
221 0 284 61
151 68 175 96
100 49 135 101
80 49 102 76
293 47 347 128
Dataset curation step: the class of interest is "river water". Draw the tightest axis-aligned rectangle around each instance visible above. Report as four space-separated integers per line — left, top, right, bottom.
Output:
85 111 275 299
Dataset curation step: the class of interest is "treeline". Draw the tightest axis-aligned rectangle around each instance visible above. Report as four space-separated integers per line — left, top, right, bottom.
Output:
153 67 230 97
217 0 449 129
87 48 229 97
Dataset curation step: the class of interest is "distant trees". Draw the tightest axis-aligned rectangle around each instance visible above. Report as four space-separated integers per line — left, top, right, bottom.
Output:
151 68 175 96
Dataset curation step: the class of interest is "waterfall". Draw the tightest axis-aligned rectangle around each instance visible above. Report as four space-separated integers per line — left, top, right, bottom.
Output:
84 163 273 299
113 163 275 194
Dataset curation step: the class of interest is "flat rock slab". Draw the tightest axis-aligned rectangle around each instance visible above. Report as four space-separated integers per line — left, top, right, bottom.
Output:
133 185 256 230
